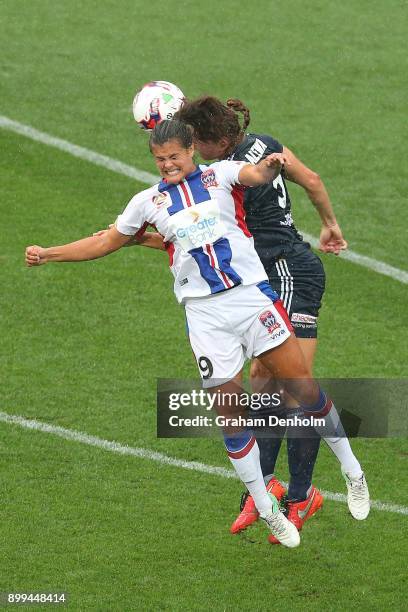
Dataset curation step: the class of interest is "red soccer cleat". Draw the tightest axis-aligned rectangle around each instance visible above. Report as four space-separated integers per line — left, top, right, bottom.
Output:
230 478 287 534
268 485 323 544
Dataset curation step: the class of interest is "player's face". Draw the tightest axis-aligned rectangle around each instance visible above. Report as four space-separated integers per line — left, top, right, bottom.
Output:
151 139 196 184
194 138 230 161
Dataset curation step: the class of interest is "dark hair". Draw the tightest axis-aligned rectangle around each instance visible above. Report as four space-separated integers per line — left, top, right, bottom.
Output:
174 96 251 146
149 119 193 151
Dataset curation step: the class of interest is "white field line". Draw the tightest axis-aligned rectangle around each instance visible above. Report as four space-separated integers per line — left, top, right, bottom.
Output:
1 114 407 286
1 410 407 517
300 231 408 284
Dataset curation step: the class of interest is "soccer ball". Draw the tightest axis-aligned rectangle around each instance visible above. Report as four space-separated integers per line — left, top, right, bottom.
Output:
132 81 185 130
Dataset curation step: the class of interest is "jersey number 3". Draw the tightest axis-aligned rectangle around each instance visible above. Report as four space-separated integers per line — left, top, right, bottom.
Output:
272 175 287 209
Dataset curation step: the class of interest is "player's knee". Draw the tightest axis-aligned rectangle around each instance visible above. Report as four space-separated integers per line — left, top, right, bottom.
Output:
297 361 312 379
250 358 277 393
249 359 271 391
250 358 270 381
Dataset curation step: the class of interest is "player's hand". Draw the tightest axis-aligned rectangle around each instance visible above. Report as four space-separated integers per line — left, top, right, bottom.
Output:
318 223 348 255
25 245 47 266
264 152 289 170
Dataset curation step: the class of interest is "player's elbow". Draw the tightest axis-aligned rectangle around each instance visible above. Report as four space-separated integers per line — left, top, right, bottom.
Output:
97 233 119 256
305 171 323 193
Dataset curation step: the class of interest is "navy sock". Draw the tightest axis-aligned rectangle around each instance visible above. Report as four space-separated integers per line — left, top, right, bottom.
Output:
286 408 321 501
248 403 286 479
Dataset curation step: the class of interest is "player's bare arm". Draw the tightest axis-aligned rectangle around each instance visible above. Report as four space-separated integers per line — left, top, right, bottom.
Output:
135 232 166 251
239 153 288 186
93 226 166 251
25 225 131 266
282 146 347 254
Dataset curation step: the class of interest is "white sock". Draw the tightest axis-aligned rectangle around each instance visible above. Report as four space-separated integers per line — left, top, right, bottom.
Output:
324 437 362 477
313 403 363 477
228 438 274 516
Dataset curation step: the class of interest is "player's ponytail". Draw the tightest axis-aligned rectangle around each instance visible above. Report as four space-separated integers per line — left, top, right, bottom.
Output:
226 98 251 131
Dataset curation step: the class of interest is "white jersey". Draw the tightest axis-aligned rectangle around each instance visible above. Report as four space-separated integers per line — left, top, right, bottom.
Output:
116 160 268 303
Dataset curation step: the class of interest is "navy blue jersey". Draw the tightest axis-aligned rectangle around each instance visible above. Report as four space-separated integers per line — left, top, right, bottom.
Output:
229 133 308 261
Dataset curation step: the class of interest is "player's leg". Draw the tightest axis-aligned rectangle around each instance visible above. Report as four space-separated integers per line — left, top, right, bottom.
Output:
286 338 321 501
247 358 286 483
265 336 322 544
250 351 321 501
207 375 276 518
230 275 321 535
230 359 287 534
185 289 300 547
230 366 286 534
276 250 369 520
258 322 369 522
262 253 323 501
226 283 326 540
250 319 334 545
296 326 365 479
299 337 369 517
231 338 321 535
205 374 299 548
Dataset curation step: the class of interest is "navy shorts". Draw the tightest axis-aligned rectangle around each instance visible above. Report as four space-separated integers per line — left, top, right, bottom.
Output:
264 246 325 339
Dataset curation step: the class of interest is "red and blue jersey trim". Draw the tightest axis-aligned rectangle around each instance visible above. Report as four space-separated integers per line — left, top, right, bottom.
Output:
158 167 210 214
256 280 280 303
160 166 243 294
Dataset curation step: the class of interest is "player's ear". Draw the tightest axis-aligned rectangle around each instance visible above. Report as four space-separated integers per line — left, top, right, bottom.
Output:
219 137 231 156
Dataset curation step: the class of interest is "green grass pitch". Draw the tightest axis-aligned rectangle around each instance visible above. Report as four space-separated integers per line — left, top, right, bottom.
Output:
1 1 407 609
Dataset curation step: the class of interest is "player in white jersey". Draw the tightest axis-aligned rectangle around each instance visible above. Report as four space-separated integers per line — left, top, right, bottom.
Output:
115 158 268 305
26 120 344 548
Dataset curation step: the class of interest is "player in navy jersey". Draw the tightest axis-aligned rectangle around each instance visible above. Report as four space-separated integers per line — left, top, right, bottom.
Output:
173 96 370 537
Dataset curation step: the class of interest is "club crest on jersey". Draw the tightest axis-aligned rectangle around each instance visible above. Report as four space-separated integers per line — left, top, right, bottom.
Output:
200 169 218 189
259 310 281 334
152 192 169 208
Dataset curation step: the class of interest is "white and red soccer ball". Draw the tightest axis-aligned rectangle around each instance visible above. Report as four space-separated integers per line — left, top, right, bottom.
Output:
132 81 185 130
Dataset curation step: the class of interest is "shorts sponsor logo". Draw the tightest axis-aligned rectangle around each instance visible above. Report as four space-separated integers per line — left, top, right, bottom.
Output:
291 313 317 324
152 192 169 208
259 310 281 334
291 312 317 330
200 169 219 189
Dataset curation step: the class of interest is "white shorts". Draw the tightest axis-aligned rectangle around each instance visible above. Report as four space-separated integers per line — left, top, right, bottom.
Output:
185 283 293 386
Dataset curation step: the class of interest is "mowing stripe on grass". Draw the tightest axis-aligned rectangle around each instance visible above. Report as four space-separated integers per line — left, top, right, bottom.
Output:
1 114 407 286
0 115 159 185
1 410 407 517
